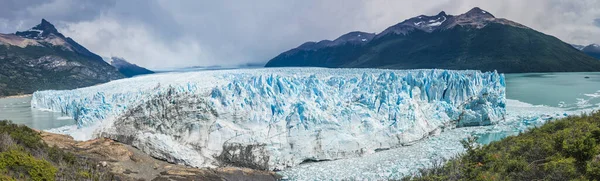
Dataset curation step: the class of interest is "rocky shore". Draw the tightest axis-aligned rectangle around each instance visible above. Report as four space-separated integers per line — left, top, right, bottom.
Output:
39 131 282 181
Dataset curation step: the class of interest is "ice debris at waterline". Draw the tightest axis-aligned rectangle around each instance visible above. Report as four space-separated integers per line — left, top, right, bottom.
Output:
31 68 506 170
278 99 599 180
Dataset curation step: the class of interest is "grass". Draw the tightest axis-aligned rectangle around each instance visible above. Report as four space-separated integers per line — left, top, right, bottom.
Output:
404 111 600 181
0 120 113 180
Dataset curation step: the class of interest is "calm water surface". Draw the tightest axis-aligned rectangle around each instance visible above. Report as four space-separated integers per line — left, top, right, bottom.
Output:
0 96 75 130
505 72 600 109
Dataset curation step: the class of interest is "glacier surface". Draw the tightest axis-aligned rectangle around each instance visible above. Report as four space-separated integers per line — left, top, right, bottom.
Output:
32 68 505 170
279 99 595 180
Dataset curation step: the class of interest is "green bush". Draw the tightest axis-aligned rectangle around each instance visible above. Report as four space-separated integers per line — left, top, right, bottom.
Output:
0 147 57 181
408 112 600 180
0 174 15 181
77 171 91 179
0 120 113 180
0 121 44 150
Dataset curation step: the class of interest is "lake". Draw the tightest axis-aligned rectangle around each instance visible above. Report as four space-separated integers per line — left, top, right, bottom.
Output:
0 71 598 130
0 96 75 130
505 72 600 110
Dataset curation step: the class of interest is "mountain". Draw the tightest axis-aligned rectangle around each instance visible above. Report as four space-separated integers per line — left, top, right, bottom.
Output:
0 19 124 96
105 57 154 77
265 7 600 73
581 44 600 59
571 44 586 50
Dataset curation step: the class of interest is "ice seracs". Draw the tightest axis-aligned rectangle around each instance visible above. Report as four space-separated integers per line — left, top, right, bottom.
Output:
32 68 506 170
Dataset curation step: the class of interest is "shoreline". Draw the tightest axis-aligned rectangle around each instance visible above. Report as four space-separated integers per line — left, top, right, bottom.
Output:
0 94 32 99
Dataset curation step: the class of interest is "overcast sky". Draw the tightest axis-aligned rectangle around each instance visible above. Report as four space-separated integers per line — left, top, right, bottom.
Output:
1 0 600 69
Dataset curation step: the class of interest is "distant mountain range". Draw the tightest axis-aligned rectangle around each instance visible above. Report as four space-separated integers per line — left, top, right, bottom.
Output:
0 19 124 96
104 57 154 77
265 7 600 73
153 62 265 73
572 44 600 59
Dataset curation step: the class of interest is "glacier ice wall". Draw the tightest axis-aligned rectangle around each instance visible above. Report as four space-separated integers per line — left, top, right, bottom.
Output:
31 68 505 170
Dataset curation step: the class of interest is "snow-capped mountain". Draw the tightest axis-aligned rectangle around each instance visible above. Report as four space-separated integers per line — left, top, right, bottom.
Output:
32 68 505 171
376 7 526 37
582 44 600 59
0 19 124 96
14 19 58 40
295 31 376 51
103 57 154 77
265 7 600 73
571 44 586 51
13 19 104 60
570 43 600 59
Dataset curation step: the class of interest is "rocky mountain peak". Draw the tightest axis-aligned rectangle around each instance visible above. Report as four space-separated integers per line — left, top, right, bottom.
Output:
376 7 525 37
106 57 154 77
109 57 130 66
332 31 376 44
6 19 104 60
377 10 450 36
437 11 447 16
16 19 64 39
464 7 495 18
295 31 375 51
36 19 60 33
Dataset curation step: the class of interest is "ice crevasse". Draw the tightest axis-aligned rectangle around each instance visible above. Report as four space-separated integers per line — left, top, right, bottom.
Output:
31 68 506 170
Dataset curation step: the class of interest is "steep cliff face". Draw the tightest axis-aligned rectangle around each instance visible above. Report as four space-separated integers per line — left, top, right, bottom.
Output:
0 19 124 96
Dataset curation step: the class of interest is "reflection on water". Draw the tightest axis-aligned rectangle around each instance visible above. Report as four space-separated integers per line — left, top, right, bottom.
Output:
0 96 75 130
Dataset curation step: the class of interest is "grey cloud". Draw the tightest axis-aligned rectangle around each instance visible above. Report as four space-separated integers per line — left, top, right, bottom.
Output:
0 0 115 32
2 0 600 69
25 0 116 22
0 0 40 19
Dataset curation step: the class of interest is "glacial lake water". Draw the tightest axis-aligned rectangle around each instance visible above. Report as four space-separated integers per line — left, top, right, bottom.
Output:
0 96 75 130
505 72 600 110
0 72 599 131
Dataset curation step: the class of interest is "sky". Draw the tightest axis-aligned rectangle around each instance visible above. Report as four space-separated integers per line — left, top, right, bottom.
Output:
1 0 600 69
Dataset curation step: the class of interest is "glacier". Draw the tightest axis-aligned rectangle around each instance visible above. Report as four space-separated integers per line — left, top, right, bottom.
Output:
31 68 505 170
278 99 580 180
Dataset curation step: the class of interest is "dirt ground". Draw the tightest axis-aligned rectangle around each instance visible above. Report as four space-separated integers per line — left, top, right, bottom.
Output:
40 131 282 181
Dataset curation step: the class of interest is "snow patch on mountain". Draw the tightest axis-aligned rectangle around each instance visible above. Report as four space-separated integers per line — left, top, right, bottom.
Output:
377 7 527 37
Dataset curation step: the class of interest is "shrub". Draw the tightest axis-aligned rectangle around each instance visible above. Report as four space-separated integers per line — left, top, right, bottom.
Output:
586 159 600 178
0 133 15 152
407 111 600 180
0 147 57 181
0 120 113 180
0 121 44 150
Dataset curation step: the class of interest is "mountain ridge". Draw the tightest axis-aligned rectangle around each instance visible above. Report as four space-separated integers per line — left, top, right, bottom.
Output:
104 57 154 77
0 19 124 96
265 7 600 73
570 43 600 60
582 44 600 59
